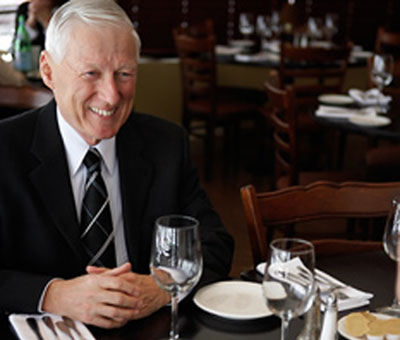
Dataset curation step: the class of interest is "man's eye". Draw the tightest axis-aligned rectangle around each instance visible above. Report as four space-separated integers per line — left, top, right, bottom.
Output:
83 71 98 78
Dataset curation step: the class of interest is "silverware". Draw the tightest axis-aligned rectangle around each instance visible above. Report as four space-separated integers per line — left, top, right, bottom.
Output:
55 320 74 340
42 316 60 339
27 317 45 340
62 316 88 340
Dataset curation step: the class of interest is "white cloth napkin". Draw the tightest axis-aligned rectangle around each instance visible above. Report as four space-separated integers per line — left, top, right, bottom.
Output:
348 88 392 106
315 105 377 119
9 313 96 340
234 51 280 63
256 261 373 312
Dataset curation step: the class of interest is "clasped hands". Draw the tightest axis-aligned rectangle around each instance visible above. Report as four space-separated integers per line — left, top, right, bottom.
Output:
42 262 170 329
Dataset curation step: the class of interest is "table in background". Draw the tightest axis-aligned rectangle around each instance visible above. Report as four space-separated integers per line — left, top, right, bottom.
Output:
0 250 394 340
0 85 53 120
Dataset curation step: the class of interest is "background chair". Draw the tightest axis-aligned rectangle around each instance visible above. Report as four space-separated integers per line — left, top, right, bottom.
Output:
262 80 362 189
173 21 264 180
276 42 353 169
240 180 400 266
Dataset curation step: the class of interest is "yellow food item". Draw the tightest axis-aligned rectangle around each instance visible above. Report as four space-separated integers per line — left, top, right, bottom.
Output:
385 318 400 335
345 312 370 337
366 319 386 336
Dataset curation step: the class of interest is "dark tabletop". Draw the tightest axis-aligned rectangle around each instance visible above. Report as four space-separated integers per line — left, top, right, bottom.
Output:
0 251 395 340
313 94 400 141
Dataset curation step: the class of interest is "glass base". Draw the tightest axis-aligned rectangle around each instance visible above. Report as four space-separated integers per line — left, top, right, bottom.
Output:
375 305 400 318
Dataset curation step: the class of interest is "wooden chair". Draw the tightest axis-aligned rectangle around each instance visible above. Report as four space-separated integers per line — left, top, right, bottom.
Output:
278 42 352 109
375 27 400 57
262 80 362 189
173 22 263 180
240 181 400 266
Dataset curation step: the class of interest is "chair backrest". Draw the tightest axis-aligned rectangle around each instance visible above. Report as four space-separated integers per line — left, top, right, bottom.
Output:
263 80 298 186
172 21 217 126
375 27 400 58
278 42 352 104
240 181 400 265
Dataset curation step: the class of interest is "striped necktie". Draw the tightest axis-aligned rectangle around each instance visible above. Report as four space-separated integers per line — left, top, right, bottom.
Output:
80 148 116 268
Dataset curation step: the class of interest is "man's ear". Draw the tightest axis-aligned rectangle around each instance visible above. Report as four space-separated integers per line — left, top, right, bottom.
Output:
40 51 55 90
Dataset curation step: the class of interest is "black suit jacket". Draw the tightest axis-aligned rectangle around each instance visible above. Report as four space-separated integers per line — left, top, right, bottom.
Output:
0 100 234 315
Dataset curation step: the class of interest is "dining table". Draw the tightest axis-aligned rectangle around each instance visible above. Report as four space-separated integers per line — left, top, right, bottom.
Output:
0 250 395 340
0 85 53 120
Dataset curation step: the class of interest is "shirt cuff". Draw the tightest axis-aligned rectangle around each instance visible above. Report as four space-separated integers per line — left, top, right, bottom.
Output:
37 278 61 313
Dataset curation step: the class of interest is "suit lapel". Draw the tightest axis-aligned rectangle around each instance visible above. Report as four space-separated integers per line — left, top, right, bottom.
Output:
29 101 86 266
117 116 153 271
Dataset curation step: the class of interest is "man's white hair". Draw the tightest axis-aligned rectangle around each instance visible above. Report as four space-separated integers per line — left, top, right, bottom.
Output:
45 0 141 63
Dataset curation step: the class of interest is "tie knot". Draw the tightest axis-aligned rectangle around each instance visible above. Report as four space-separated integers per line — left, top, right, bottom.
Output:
83 148 101 173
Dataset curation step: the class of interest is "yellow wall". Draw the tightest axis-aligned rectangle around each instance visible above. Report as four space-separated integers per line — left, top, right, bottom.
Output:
135 57 369 124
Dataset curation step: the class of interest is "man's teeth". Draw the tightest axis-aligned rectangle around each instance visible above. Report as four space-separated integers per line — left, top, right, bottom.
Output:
90 107 115 116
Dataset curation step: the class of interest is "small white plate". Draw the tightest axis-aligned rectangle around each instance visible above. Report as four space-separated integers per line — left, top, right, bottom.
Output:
193 281 272 320
349 115 391 127
351 50 374 59
338 312 394 340
228 39 255 48
318 94 355 105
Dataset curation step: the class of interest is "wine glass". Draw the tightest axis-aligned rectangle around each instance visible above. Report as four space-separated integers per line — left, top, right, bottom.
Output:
324 13 338 42
239 12 255 40
370 53 394 105
150 215 203 340
262 238 315 340
377 196 400 317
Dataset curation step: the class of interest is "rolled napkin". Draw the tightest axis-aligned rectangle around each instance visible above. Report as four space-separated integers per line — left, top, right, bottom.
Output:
256 261 373 312
315 105 376 119
9 313 96 340
348 88 392 106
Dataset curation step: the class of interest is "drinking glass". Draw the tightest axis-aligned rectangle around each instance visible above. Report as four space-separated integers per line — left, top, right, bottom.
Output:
370 53 394 97
377 196 400 317
150 215 203 340
239 12 255 40
262 238 315 340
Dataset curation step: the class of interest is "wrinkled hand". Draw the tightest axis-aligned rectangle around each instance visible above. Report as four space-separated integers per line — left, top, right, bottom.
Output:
42 263 142 328
87 265 171 319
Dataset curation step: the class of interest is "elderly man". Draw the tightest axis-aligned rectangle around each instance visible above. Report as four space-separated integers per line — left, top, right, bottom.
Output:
0 0 233 329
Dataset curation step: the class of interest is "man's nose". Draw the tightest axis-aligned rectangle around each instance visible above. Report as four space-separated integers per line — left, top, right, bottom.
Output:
98 76 120 106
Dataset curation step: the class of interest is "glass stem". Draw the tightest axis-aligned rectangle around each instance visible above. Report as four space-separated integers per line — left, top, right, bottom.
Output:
170 292 179 340
280 317 290 340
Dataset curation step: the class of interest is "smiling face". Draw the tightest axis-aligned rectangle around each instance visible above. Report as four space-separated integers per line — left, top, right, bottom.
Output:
41 22 138 145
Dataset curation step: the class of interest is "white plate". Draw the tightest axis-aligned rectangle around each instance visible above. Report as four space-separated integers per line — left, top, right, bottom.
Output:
228 39 255 48
338 312 394 340
193 281 272 320
349 115 391 127
318 94 355 105
351 50 374 59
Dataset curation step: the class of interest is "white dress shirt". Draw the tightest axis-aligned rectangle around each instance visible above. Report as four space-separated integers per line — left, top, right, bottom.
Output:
56 109 129 266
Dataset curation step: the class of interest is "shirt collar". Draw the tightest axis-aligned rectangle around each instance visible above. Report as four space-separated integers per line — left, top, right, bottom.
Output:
56 108 117 176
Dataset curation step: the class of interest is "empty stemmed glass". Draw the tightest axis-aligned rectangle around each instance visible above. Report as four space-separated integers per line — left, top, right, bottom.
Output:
239 12 255 40
262 238 315 340
370 53 394 108
377 196 400 317
150 215 203 340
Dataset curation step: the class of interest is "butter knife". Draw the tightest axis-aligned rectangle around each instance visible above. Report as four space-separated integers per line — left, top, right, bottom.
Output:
56 320 74 340
62 316 88 340
27 317 45 340
43 315 60 339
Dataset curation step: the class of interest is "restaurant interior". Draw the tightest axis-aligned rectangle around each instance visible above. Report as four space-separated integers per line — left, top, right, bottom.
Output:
2 0 400 339
0 0 400 279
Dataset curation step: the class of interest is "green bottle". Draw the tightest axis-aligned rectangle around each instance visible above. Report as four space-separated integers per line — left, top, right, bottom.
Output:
14 14 33 72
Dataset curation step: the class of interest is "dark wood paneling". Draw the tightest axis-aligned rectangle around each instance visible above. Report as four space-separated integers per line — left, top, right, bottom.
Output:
118 0 399 56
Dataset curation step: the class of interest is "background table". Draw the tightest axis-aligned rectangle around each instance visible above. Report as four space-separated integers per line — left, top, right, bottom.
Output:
0 251 395 339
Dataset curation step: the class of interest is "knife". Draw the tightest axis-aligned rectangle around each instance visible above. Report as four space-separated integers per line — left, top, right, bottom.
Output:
43 315 60 339
62 316 88 340
56 320 74 340
26 317 45 340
